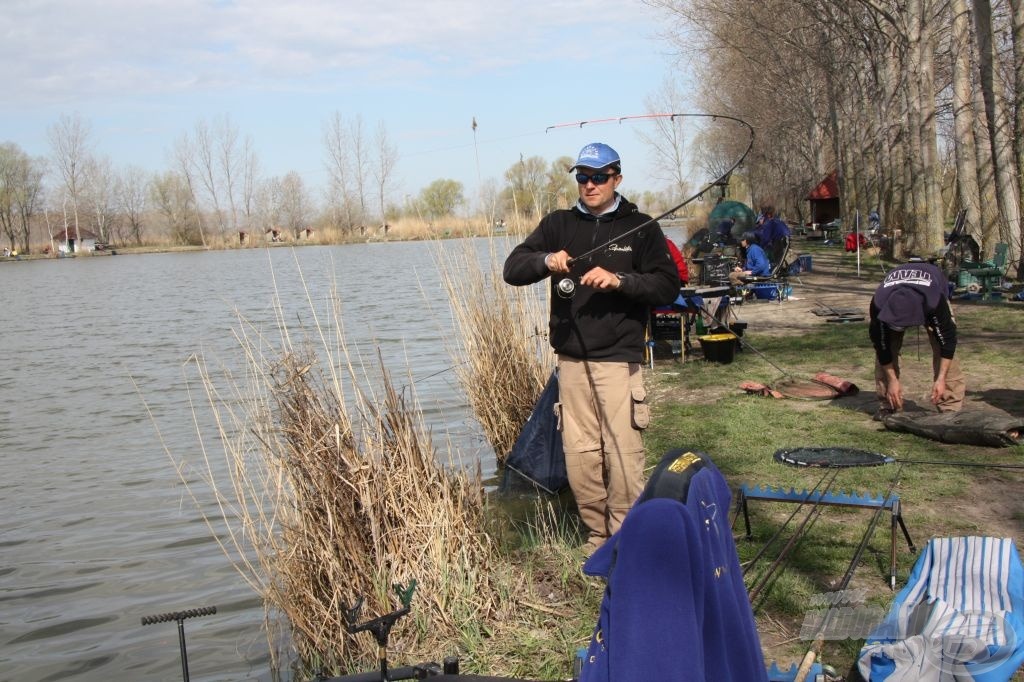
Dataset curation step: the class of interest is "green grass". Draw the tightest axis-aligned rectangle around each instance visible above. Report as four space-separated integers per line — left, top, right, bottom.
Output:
478 247 1023 678
640 300 1024 675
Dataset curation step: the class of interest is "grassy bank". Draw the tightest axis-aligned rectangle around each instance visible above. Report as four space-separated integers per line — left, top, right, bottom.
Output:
639 245 1024 674
178 240 1022 680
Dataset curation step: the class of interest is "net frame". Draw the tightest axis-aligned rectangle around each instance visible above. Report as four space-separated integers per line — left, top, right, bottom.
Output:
774 447 895 468
773 377 842 400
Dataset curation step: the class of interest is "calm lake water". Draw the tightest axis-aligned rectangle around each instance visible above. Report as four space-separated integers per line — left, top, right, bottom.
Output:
0 240 517 682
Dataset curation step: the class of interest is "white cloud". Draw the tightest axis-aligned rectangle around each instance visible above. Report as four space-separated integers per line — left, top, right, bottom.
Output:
1 0 658 104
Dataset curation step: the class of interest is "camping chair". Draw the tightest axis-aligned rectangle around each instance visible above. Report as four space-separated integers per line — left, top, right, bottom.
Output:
646 306 685 367
961 242 1010 293
857 536 1024 681
744 236 794 301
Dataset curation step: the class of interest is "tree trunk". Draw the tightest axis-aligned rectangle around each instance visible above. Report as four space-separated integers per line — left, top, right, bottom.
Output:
974 0 1022 260
1009 0 1024 275
951 0 984 245
917 4 945 254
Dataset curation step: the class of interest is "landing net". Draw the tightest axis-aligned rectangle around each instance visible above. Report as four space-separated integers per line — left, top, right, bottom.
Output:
774 447 895 468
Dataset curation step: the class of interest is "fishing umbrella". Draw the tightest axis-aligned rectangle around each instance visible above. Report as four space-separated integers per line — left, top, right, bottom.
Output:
707 199 756 241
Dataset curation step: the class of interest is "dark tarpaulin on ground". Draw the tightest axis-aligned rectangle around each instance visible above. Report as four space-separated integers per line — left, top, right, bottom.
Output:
501 371 568 494
883 410 1024 447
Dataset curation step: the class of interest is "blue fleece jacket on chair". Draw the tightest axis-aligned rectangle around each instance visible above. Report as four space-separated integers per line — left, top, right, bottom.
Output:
580 463 768 682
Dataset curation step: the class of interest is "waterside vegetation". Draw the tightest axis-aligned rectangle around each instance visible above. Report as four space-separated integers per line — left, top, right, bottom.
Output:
174 243 1023 680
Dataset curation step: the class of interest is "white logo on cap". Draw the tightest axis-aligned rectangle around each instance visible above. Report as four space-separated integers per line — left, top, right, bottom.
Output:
882 268 933 288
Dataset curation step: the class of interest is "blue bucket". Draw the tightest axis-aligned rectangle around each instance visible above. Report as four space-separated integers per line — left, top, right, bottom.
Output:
798 254 812 272
753 283 778 300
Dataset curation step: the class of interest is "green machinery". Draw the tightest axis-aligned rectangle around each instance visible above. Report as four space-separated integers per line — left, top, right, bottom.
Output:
942 209 1011 295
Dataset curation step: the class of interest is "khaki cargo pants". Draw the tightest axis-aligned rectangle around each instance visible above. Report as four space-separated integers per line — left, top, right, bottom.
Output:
556 356 648 550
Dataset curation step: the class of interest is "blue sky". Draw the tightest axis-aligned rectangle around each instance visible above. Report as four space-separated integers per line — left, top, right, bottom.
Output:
1 1 697 205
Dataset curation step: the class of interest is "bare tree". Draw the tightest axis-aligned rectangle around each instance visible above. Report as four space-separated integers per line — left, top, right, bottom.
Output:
116 165 151 245
504 155 548 220
638 77 691 198
174 116 260 241
542 157 576 214
151 171 202 245
0 143 45 252
323 111 370 232
372 121 398 230
82 155 116 244
0 143 25 251
324 111 352 231
278 172 312 239
973 0 1022 261
172 134 208 247
951 0 984 247
349 115 370 224
48 112 92 243
1009 0 1024 274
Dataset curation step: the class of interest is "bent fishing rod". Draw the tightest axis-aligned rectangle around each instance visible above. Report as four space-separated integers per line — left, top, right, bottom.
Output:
550 112 756 270
690 303 793 377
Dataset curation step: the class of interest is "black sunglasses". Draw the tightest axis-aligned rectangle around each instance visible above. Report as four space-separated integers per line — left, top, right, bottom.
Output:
575 172 618 186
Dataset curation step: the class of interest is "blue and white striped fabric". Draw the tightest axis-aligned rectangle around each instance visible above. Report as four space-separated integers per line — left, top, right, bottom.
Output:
858 536 1024 681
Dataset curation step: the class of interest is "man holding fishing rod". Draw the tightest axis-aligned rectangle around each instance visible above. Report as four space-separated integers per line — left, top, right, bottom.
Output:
869 257 965 420
503 142 680 553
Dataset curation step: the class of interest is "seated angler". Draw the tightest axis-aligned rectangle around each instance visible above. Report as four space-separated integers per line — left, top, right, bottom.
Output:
754 203 791 250
728 232 771 286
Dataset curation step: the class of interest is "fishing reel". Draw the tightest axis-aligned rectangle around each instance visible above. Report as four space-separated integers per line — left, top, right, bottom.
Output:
556 277 577 299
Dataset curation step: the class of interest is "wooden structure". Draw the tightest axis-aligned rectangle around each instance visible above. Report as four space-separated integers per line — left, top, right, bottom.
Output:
806 171 840 225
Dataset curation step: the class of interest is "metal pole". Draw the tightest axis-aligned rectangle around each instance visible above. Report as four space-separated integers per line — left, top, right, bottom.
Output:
140 605 217 682
177 619 190 682
856 210 862 277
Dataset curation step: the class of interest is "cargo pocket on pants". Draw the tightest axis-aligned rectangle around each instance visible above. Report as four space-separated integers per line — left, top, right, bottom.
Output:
630 387 649 430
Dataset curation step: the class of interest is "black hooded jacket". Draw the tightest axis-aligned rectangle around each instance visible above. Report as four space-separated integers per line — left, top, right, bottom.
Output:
503 197 680 362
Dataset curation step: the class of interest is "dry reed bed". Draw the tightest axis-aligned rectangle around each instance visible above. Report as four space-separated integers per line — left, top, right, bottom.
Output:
178 282 502 676
172 241 567 677
436 238 552 464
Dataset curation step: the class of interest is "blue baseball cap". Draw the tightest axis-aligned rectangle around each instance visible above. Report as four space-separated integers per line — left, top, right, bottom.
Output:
571 142 621 171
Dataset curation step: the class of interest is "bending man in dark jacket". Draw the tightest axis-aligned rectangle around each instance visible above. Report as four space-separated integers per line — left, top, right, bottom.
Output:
869 259 965 419
503 142 680 552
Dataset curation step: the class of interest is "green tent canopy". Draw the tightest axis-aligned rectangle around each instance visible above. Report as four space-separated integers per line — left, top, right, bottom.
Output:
707 200 756 240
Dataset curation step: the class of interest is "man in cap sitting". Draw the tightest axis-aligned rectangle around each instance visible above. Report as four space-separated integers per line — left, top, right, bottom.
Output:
869 257 965 420
503 142 679 553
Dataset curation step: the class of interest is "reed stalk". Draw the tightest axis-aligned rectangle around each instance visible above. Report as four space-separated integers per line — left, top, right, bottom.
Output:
435 238 552 465
174 268 502 676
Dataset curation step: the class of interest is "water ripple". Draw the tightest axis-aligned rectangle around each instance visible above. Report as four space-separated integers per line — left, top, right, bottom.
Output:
0 242 496 681
8 615 118 644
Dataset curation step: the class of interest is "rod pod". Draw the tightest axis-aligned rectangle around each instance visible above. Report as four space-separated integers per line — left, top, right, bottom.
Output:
141 605 218 682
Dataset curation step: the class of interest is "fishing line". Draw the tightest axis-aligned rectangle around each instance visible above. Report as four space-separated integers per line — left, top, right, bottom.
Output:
742 467 838 579
791 466 905 682
546 112 756 270
410 359 471 385
690 304 794 378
